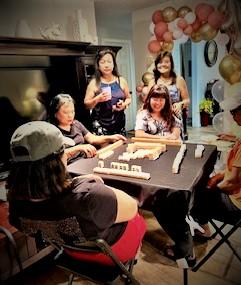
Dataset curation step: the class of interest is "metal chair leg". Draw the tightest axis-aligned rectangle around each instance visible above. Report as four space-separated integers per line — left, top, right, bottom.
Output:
68 273 74 285
183 269 188 285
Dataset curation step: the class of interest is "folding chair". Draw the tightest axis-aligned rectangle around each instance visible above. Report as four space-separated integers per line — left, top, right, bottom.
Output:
19 217 140 285
0 226 23 283
192 217 241 272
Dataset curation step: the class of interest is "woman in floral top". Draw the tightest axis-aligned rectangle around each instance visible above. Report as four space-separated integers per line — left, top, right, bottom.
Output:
135 84 182 140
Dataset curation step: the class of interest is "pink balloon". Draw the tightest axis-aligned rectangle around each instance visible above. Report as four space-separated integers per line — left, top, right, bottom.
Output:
177 18 187 30
154 21 168 38
208 11 225 29
195 3 215 22
215 32 230 46
152 10 163 24
183 25 193 35
148 40 161 54
192 18 201 31
136 85 144 93
163 31 173 42
142 86 149 96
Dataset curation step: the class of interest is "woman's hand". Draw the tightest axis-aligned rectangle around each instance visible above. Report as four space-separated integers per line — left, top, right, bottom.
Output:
73 174 104 183
172 102 183 116
112 100 126 111
218 133 237 142
163 133 177 140
96 91 111 103
207 173 225 189
79 144 97 158
109 134 127 142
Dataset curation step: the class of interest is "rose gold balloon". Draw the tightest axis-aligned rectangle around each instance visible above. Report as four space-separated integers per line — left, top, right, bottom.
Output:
163 31 173 42
199 23 218 40
148 40 161 54
152 10 163 24
183 25 193 35
192 18 201 31
177 6 192 18
195 3 215 22
154 21 168 38
190 30 203 42
161 41 174 51
208 10 225 30
162 7 177 23
136 85 144 93
219 55 241 85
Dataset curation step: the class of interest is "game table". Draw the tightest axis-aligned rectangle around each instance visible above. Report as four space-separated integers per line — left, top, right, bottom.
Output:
67 142 218 208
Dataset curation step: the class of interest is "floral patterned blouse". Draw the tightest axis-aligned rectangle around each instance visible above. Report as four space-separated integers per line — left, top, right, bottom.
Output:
135 109 182 137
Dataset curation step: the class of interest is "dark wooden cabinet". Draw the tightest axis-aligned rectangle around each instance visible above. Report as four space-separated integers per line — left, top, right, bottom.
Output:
0 37 121 166
0 37 121 280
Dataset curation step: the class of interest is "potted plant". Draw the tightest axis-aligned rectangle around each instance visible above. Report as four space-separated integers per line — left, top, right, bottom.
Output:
199 99 214 126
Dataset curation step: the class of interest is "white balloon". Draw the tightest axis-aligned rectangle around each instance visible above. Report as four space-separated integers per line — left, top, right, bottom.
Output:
168 20 179 32
173 29 183 39
214 32 230 46
212 112 225 133
149 22 155 34
184 12 196 24
212 80 224 103
149 35 157 42
176 34 189 44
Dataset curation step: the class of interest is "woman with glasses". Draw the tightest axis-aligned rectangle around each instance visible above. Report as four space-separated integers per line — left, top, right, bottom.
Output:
135 84 182 140
84 48 131 136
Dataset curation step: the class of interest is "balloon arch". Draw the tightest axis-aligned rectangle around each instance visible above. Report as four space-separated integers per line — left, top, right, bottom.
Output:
137 1 241 133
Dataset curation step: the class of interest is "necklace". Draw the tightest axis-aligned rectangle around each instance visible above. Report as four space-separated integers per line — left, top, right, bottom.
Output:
101 75 116 84
158 77 172 85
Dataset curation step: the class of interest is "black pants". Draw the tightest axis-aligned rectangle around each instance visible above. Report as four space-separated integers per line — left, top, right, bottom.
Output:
191 187 241 225
143 190 193 259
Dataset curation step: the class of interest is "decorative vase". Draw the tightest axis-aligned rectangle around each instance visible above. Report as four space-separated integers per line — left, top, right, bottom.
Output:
200 111 210 127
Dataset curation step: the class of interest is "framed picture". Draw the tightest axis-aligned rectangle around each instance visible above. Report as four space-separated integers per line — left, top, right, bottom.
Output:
204 40 218 67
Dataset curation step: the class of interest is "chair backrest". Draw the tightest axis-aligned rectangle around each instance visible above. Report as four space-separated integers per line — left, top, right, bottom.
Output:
20 216 87 248
19 217 140 284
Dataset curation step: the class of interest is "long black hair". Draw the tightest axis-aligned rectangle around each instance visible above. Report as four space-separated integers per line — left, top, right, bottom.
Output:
153 51 177 84
143 84 175 129
7 151 72 201
94 49 120 86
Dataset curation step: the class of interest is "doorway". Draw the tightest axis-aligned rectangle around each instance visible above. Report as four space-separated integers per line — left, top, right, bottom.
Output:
180 39 192 126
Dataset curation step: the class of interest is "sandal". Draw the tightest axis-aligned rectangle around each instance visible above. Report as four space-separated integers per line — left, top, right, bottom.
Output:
163 245 196 268
163 245 176 261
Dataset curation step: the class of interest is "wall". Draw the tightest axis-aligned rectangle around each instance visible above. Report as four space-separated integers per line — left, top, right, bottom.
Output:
132 0 227 127
0 0 97 42
96 12 132 41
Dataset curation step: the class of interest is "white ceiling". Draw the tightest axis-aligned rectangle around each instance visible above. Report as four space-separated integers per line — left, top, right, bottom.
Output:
94 0 167 16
